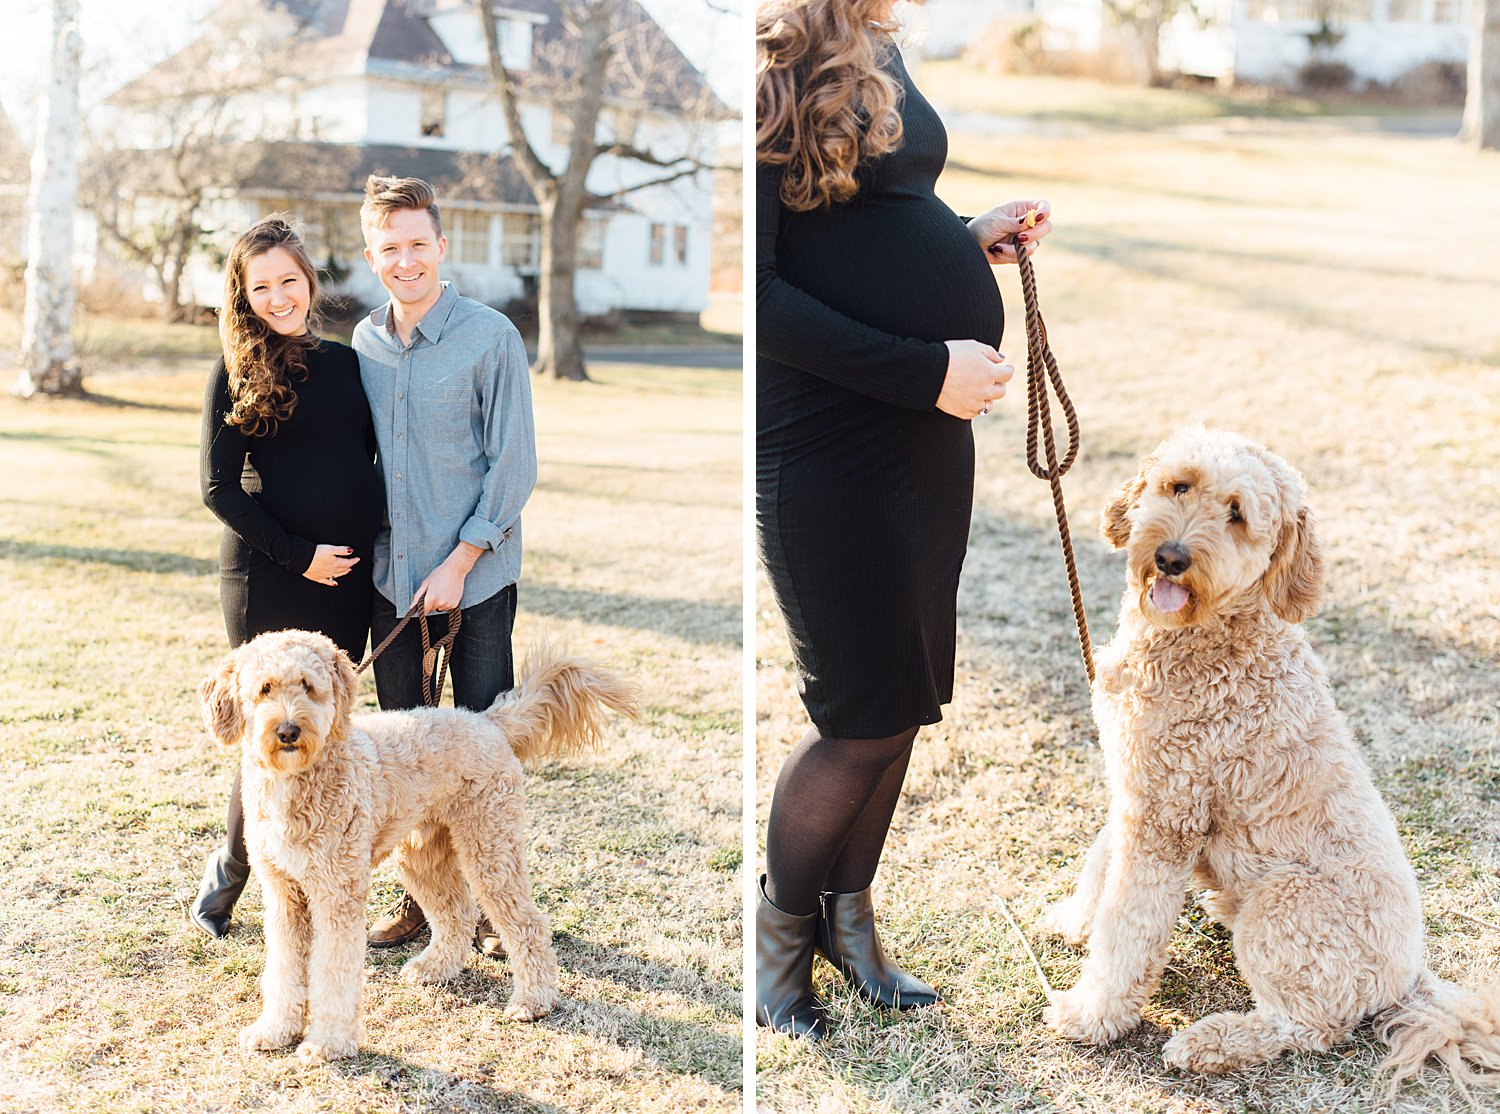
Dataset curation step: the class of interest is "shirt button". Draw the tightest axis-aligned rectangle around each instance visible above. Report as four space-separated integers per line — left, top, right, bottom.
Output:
395 472 402 481
397 553 404 560
398 393 405 401
397 432 404 439
395 512 403 519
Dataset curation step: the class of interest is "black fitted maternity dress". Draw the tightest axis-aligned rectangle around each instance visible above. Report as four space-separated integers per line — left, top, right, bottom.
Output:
200 339 385 659
757 47 1004 739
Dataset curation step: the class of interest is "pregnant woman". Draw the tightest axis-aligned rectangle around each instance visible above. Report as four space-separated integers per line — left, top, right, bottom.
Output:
756 0 1053 1037
189 216 385 937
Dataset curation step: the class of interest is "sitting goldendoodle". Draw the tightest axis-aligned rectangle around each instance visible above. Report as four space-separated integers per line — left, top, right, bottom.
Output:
199 630 637 1063
1042 427 1499 1097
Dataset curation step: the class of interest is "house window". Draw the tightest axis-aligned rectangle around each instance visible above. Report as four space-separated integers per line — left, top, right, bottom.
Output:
649 222 665 266
673 225 688 267
502 212 541 271
452 211 491 266
579 215 607 269
498 17 533 71
420 88 445 138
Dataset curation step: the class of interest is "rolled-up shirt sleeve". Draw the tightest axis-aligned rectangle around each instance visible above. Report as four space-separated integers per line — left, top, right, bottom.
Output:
460 326 536 553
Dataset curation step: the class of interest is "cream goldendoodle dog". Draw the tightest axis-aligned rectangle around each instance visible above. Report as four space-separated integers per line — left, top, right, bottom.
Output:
199 630 637 1063
1041 427 1499 1095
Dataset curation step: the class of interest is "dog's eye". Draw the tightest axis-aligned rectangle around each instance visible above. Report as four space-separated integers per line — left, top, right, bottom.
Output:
1172 482 1190 495
300 679 312 693
1228 502 1244 524
260 682 272 697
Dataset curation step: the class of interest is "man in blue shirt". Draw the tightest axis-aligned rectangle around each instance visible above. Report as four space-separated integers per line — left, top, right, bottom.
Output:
351 175 537 947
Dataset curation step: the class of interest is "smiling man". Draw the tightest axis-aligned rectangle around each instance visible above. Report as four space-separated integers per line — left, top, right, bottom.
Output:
351 174 537 948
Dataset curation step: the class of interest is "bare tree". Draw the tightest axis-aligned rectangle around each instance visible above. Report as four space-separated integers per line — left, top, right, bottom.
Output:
15 0 82 398
1463 0 1500 149
478 0 727 381
1102 0 1183 86
84 10 316 323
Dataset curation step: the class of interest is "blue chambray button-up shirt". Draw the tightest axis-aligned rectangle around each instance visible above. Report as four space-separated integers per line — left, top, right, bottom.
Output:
352 282 537 614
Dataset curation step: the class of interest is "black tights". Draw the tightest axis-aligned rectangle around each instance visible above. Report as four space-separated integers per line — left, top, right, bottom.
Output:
763 726 918 917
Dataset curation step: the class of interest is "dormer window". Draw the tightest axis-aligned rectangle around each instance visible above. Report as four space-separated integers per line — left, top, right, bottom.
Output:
498 17 533 71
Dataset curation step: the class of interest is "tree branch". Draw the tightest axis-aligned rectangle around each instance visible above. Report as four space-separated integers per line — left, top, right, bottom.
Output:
476 0 556 201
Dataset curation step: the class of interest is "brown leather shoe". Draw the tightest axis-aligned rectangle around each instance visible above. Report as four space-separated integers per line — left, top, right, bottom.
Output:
368 892 427 947
474 914 506 959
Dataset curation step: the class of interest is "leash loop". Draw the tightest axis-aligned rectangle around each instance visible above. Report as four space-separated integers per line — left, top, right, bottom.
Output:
1013 233 1095 685
355 594 462 709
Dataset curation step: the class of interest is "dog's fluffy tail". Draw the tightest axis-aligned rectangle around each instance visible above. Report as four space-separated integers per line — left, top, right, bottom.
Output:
485 640 639 763
1376 969 1500 1109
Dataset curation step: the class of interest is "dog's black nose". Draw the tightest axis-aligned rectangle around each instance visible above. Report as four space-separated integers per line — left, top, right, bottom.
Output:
1155 543 1192 577
276 722 301 745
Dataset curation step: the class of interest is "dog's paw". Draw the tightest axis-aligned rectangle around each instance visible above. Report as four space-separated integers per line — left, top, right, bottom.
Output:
1039 898 1092 948
399 949 465 986
295 1032 360 1063
1043 987 1140 1046
239 1017 302 1052
503 987 559 1022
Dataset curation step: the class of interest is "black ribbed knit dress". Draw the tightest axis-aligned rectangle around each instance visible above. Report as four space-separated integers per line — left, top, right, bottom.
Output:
757 47 1004 740
200 340 385 659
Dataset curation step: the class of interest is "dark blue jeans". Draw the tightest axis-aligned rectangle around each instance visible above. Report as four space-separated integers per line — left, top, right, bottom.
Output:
371 583 517 712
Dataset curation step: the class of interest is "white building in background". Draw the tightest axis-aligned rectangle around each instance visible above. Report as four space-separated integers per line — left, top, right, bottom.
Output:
921 0 1471 87
103 0 723 319
1161 0 1472 87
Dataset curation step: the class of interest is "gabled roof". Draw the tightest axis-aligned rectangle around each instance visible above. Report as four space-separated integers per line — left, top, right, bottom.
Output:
111 0 723 116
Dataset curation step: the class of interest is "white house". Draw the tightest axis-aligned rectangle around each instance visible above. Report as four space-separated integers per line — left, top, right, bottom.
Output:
1160 0 1473 87
922 0 1472 87
101 0 724 319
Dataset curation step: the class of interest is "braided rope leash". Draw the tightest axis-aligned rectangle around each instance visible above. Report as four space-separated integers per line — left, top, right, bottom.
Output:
355 597 463 709
1012 226 1095 686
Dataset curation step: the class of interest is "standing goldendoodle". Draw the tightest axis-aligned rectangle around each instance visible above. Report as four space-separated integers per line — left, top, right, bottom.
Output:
1042 427 1500 1099
199 630 637 1063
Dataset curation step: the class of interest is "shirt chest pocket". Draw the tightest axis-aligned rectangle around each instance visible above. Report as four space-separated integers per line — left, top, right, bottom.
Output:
417 384 473 444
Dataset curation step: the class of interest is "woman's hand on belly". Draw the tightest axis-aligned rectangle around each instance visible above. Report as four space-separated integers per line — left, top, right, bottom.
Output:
969 200 1054 265
303 544 360 587
936 341 1014 421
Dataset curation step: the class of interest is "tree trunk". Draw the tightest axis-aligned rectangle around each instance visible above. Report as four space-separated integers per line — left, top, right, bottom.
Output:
15 0 82 399
536 195 588 381
1462 0 1500 150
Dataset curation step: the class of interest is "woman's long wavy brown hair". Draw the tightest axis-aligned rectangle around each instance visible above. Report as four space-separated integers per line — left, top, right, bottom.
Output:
757 0 904 212
219 216 322 437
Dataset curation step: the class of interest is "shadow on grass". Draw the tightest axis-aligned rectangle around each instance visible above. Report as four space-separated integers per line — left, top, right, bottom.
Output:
75 389 201 415
324 1052 574 1113
0 537 216 577
523 582 739 648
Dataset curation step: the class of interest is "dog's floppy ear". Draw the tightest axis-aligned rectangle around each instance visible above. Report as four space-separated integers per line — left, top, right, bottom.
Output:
199 651 243 746
1264 507 1324 623
1101 456 1153 549
330 646 360 739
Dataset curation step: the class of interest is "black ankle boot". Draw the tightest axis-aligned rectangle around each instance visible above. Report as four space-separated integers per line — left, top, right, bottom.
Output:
816 886 940 1010
756 877 827 1039
189 845 251 939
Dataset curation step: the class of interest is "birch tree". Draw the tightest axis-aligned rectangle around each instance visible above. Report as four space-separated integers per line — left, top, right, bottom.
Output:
1462 0 1500 149
15 0 82 398
478 0 725 381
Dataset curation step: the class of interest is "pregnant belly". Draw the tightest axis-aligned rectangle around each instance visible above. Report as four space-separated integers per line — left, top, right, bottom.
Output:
778 197 1004 347
256 471 385 545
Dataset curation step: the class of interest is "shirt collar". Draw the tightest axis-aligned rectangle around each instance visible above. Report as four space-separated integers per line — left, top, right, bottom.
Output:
372 281 460 346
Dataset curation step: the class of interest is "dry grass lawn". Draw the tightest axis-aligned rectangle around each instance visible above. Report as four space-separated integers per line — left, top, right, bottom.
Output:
0 357 742 1112
756 67 1500 1113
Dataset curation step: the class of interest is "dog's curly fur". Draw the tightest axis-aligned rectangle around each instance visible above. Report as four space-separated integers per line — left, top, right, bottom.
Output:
1040 427 1500 1101
199 630 638 1063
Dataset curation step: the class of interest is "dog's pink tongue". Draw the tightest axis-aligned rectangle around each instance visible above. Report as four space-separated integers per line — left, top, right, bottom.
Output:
1152 579 1189 614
